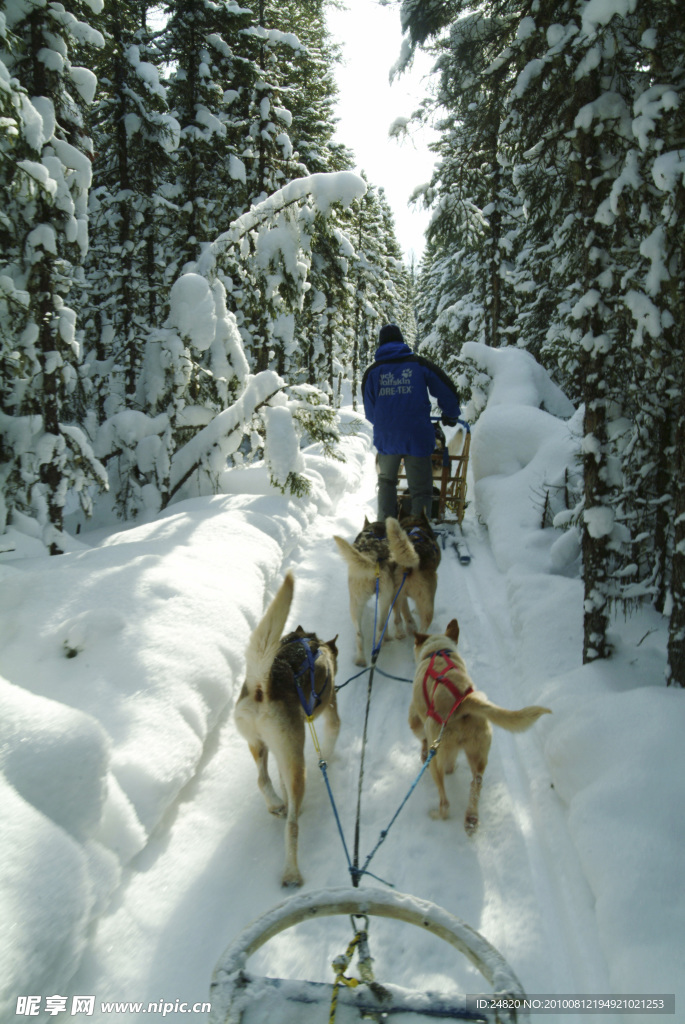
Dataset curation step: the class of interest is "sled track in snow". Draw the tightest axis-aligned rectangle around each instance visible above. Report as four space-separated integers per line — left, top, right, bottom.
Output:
211 506 614 1024
442 524 611 1004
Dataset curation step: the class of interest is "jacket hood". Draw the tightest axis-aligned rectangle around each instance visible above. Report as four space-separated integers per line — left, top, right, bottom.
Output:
374 339 414 362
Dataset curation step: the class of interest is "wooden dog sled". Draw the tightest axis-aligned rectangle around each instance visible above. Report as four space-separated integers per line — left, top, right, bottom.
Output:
209 886 529 1024
398 421 471 526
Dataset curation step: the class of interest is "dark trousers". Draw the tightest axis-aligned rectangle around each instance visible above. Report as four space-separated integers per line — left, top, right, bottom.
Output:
376 453 434 521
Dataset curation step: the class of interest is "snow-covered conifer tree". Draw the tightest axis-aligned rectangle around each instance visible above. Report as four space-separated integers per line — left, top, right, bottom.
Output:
344 179 411 403
0 0 107 551
0 20 42 535
509 3 648 661
398 0 659 664
218 4 309 371
82 2 179 436
163 0 255 273
618 2 685 686
264 0 360 396
410 10 520 354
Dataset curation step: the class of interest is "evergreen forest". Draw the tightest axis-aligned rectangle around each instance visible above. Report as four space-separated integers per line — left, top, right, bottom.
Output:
1 0 684 685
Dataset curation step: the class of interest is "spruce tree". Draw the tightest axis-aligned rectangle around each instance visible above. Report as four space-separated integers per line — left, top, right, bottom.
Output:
163 0 255 272
0 0 107 550
83 2 177 413
626 1 685 686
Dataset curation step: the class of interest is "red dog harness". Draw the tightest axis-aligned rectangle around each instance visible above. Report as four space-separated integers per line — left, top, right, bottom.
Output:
422 649 473 726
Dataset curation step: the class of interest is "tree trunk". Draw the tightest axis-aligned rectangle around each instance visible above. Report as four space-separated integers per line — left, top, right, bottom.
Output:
652 412 671 613
575 66 612 662
667 328 685 686
581 371 610 661
36 253 65 552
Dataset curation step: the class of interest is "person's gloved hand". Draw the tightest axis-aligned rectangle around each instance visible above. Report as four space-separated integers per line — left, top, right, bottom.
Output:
441 415 458 427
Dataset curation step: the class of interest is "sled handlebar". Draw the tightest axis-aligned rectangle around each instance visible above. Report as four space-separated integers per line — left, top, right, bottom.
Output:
431 415 471 433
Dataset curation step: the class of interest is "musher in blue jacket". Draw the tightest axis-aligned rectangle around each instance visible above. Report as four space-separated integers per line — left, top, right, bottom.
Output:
362 323 461 521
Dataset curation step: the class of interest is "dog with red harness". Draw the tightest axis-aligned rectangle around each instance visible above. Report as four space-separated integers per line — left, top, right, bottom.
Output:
409 620 551 832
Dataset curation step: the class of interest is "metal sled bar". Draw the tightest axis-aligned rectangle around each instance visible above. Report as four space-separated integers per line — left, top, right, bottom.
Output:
209 886 529 1024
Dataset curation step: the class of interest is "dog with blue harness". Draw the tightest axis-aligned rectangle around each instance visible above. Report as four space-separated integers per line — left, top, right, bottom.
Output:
334 510 442 667
235 572 340 888
386 510 442 640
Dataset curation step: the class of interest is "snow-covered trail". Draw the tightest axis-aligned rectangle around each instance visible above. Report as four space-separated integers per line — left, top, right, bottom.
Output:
69 454 612 1022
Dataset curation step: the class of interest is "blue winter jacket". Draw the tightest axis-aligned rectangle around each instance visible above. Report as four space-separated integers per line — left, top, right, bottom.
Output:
361 341 461 457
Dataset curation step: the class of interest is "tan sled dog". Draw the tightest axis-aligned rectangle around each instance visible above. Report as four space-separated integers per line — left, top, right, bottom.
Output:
387 511 441 637
410 620 551 832
235 572 340 887
334 513 441 666
333 518 418 666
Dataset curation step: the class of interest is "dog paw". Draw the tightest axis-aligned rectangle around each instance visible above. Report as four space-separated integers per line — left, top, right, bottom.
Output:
268 803 287 817
464 814 479 834
429 806 449 821
354 655 367 667
281 870 303 889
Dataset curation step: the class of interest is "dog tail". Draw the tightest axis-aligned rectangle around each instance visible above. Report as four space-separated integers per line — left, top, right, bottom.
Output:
386 517 420 570
333 535 378 568
244 572 295 695
461 693 552 732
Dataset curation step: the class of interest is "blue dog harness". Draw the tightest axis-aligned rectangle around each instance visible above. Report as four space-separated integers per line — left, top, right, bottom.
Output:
408 526 441 560
287 637 330 717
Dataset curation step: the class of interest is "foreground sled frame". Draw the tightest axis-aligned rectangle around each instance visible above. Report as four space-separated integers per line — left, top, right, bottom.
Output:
398 423 471 525
209 886 529 1024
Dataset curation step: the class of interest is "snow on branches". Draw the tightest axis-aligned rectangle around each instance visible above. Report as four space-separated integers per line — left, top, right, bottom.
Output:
95 172 366 516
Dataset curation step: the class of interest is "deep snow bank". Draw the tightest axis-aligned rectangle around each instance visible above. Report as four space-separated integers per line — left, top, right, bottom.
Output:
0 420 370 1017
463 343 685 1016
461 342 581 577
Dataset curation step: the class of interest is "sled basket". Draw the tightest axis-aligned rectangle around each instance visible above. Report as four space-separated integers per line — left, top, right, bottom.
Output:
398 422 471 525
209 886 529 1024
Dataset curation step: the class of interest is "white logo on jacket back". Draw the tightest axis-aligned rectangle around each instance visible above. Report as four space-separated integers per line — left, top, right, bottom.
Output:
379 367 413 396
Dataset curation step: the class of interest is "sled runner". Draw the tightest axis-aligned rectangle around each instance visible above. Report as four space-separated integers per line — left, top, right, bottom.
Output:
398 420 471 526
453 535 472 565
209 886 529 1024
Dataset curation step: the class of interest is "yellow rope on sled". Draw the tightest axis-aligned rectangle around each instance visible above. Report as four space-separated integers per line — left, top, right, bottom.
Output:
329 933 362 1024
306 715 322 755
328 923 379 1024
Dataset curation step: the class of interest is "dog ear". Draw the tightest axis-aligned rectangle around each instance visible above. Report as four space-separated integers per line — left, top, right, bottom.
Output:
363 515 371 528
326 634 339 653
445 619 460 644
414 632 429 649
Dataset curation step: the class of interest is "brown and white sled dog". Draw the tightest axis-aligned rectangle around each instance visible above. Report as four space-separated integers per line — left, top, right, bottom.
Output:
387 510 441 639
333 512 442 666
410 620 551 832
234 572 340 888
333 518 415 666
